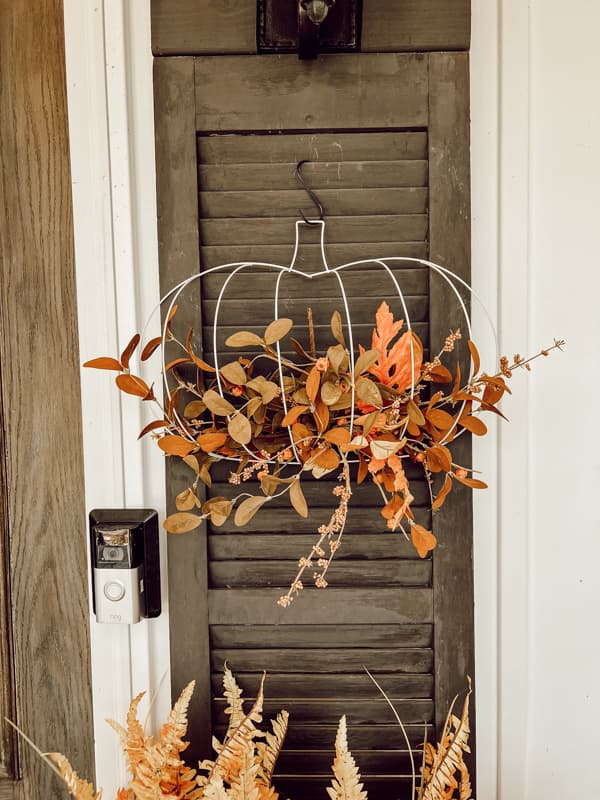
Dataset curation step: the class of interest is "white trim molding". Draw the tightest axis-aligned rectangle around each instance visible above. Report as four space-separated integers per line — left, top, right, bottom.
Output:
64 1 170 794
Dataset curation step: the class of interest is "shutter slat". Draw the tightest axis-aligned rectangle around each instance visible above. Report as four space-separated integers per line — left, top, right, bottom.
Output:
208 588 434 625
210 671 433 696
198 160 428 191
211 648 433 674
211 626 433 650
212 723 433 749
198 132 428 164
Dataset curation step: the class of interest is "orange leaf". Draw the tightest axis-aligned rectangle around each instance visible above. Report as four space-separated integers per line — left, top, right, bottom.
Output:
115 373 151 398
432 474 452 510
313 447 340 470
454 474 488 489
459 414 488 436
426 408 455 430
426 444 452 473
323 427 351 446
313 399 329 434
306 367 320 404
190 353 216 372
141 336 162 361
120 333 140 369
165 357 192 372
83 356 123 371
367 302 423 391
357 453 368 484
411 524 437 558
428 363 453 383
381 493 403 520
158 435 196 457
292 423 313 447
468 340 481 374
196 432 228 453
281 405 309 426
138 419 168 439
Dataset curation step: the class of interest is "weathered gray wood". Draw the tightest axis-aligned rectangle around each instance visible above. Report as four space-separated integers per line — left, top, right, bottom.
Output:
209 559 432 588
214 723 432 749
0 783 14 800
151 1 469 55
198 161 428 191
204 294 429 325
428 51 475 778
362 0 470 52
208 588 433 625
152 0 257 55
208 532 428 561
200 215 429 246
198 132 428 164
202 258 429 287
212 648 433 674
154 57 212 760
213 697 433 725
194 55 429 131
200 188 428 218
0 0 94 795
210 671 433 697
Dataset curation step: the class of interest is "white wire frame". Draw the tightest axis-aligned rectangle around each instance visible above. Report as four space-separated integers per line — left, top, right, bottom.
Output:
144 220 497 467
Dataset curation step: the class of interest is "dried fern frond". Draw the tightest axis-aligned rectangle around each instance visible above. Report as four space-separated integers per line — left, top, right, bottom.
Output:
48 753 102 800
160 680 196 756
326 716 368 800
419 678 472 800
228 741 261 800
256 709 288 787
210 675 265 786
106 691 147 776
202 776 230 800
223 666 246 742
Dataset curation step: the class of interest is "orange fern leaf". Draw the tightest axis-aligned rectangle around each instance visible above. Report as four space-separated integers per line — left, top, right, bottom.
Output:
363 301 423 391
48 753 102 800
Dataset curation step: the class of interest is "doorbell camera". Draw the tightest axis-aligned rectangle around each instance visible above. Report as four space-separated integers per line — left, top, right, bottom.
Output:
89 509 161 624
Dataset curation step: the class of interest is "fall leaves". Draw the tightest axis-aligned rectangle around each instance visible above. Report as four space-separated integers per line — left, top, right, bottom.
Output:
85 297 562 604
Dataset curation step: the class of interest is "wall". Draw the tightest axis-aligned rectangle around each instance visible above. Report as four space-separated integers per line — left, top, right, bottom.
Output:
64 1 600 798
471 1 600 797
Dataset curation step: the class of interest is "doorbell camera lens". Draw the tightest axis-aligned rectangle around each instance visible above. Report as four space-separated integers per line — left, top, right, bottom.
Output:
103 545 124 562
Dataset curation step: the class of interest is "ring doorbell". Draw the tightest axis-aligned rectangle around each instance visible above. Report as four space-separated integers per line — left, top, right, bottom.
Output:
89 509 161 624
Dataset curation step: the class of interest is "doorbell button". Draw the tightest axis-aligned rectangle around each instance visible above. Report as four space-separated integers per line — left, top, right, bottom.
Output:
103 580 126 602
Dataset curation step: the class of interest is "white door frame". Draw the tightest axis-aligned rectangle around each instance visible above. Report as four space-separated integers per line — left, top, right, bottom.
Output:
64 2 529 798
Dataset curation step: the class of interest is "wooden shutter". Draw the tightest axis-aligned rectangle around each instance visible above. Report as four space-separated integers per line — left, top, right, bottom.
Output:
154 49 473 800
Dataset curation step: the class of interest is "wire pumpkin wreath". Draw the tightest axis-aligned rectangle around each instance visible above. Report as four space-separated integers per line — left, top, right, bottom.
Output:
85 166 563 608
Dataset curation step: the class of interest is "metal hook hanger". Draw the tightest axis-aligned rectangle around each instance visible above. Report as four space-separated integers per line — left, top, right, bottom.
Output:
295 159 324 224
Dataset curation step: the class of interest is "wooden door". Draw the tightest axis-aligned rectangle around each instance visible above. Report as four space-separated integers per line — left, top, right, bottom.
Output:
153 9 473 798
0 1 94 797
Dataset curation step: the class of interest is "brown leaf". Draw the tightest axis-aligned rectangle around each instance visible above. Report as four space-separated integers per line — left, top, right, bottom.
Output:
83 356 123 371
203 497 232 527
459 414 488 436
282 405 309 426
164 357 191 372
411 524 437 558
246 396 263 417
225 331 264 348
428 363 453 383
407 399 425 426
355 378 383 408
220 361 247 385
432 474 453 510
203 389 236 416
426 444 453 473
290 337 312 361
306 367 321 404
370 438 402 460
323 427 351 446
120 333 140 369
182 454 200 474
228 412 252 445
292 423 313 447
468 340 481 374
115 373 151 398
427 408 455 430
189 352 216 372
176 487 198 511
353 348 379 378
327 344 348 374
234 495 269 526
454 474 488 489
290 480 308 518
357 410 384 436
482 382 506 405
313 399 330 434
183 400 206 419
264 318 293 345
321 381 342 406
357 453 368 484
163 512 202 534
138 419 168 439
158 435 196 457
313 447 340 470
141 336 162 361
331 310 346 346
196 431 228 452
